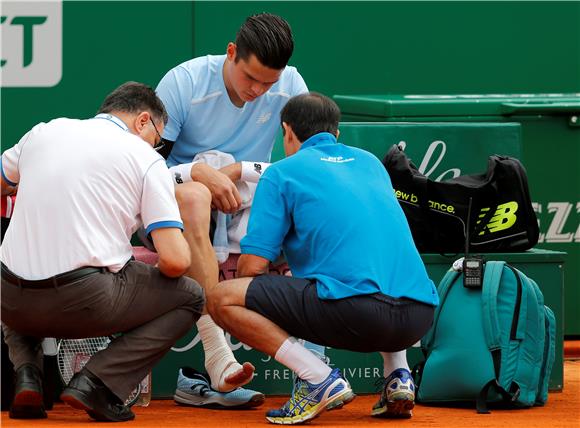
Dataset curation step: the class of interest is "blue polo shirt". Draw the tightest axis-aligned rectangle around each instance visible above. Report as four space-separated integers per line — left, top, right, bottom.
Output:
241 132 438 306
156 55 308 167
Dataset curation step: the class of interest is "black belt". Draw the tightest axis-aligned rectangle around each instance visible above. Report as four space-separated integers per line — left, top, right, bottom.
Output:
1 263 104 289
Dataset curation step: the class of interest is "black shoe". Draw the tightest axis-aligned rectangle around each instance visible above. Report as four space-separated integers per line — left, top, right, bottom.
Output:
9 363 47 419
60 368 135 422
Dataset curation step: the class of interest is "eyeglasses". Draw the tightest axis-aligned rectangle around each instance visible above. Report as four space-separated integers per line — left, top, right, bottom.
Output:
149 118 165 151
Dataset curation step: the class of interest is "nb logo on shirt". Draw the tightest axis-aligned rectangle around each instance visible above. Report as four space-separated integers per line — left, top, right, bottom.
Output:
174 172 183 184
256 113 271 124
320 156 355 163
254 163 263 175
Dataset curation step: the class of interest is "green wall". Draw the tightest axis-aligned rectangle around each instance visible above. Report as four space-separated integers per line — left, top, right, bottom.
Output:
192 1 580 96
1 1 194 150
3 1 579 149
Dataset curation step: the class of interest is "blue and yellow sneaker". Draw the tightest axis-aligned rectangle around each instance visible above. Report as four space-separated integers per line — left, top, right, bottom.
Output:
289 371 355 412
266 368 353 425
291 348 356 411
174 367 264 409
371 368 415 418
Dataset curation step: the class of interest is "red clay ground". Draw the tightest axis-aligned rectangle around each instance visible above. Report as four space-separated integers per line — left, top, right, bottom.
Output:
2 359 579 428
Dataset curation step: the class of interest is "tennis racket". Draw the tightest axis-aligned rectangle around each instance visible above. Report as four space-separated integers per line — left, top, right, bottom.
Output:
54 337 142 407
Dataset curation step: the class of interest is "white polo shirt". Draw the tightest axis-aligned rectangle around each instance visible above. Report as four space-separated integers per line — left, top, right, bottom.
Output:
0 114 183 279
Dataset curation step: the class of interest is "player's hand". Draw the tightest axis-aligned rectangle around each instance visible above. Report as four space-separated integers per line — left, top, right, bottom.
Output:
219 163 242 182
190 163 242 213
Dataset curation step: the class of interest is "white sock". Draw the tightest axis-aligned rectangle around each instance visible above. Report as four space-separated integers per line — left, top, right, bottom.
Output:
380 350 409 378
275 338 331 384
196 314 241 390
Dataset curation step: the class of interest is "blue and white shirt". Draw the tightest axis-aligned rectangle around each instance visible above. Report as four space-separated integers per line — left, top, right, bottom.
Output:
241 132 439 306
156 54 308 167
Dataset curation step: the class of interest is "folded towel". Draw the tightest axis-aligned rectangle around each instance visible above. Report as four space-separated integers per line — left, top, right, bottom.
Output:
192 151 257 262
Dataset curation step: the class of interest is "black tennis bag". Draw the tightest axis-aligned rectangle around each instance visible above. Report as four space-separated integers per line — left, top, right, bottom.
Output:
383 145 539 253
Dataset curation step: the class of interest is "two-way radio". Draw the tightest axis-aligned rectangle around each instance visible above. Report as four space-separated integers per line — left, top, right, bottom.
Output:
462 197 484 288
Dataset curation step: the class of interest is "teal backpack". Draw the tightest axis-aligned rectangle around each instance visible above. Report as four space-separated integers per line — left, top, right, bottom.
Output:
415 260 556 413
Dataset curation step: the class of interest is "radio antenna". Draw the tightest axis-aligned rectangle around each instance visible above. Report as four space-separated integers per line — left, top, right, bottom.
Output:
465 196 473 257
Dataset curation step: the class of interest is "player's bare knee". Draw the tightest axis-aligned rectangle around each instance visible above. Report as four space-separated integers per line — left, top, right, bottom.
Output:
206 280 235 316
176 182 211 214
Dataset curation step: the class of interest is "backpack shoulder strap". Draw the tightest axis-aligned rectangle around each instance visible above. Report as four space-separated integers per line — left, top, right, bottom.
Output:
480 261 530 412
481 260 505 351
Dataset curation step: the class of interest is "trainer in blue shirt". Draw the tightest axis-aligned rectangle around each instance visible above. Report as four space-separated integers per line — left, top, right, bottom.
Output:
242 131 438 303
207 93 439 425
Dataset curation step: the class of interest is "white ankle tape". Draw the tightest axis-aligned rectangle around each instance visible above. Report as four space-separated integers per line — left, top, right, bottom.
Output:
196 315 238 390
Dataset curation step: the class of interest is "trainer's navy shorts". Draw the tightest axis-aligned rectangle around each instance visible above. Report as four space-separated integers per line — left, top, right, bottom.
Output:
246 275 435 353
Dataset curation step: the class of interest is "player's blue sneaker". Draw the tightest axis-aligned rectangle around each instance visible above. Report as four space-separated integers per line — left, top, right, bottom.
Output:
173 367 264 409
265 368 353 425
371 368 415 418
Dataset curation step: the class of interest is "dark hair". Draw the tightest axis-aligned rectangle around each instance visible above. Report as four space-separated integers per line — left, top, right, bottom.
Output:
235 13 294 70
98 81 168 125
280 92 340 142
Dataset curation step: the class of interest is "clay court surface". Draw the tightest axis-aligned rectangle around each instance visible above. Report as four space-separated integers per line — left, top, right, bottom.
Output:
2 357 579 428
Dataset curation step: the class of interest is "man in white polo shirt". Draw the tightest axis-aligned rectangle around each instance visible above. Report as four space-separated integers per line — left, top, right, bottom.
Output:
0 82 205 422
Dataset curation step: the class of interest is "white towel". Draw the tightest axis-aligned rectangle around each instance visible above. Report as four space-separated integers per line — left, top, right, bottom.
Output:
192 151 257 263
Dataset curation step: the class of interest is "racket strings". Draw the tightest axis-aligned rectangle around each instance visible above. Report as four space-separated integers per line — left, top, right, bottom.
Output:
57 337 110 384
56 336 142 406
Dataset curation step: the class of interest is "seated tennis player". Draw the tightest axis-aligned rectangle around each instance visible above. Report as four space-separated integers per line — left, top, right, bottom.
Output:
1 82 204 422
207 92 439 424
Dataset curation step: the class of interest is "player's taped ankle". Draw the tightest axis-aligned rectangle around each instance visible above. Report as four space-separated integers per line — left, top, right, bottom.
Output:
205 351 239 391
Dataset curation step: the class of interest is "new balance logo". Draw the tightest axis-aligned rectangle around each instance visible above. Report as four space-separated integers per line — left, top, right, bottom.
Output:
256 112 271 124
320 156 354 163
477 201 518 235
253 163 262 175
174 172 183 184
